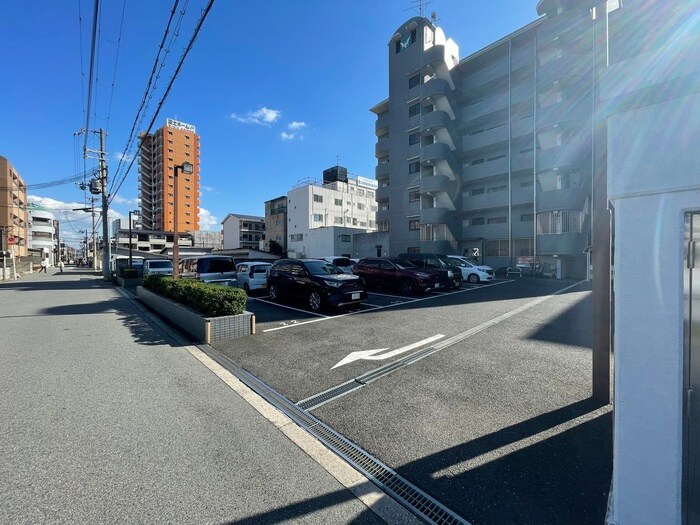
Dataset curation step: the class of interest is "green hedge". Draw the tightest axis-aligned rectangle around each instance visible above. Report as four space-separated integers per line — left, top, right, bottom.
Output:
142 274 247 317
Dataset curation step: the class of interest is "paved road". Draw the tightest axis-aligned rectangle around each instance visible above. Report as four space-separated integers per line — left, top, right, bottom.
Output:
1 268 417 524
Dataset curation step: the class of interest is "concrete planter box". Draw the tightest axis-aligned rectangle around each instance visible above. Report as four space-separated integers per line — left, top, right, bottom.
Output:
116 276 141 287
136 286 255 344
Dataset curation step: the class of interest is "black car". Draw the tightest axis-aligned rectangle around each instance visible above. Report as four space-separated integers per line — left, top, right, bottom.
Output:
396 253 463 289
352 257 439 295
267 259 367 312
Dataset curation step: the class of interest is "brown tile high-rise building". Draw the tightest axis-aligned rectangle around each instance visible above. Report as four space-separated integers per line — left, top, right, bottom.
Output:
138 119 200 233
0 154 29 256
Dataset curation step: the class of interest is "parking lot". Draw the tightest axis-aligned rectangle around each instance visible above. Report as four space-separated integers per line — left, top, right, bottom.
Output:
213 277 612 525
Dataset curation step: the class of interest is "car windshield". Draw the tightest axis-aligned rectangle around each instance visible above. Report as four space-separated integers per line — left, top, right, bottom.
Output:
388 258 416 269
205 258 235 272
305 260 344 275
332 257 352 267
148 260 172 268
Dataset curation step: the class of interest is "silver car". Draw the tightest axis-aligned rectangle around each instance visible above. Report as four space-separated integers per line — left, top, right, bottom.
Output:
235 261 272 293
179 255 237 286
143 259 173 276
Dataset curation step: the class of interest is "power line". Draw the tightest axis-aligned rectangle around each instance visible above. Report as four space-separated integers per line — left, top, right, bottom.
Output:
104 0 127 132
109 0 182 192
83 0 101 157
109 0 215 203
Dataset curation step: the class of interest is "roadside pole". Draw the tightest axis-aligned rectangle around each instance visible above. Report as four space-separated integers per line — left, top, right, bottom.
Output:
99 129 110 281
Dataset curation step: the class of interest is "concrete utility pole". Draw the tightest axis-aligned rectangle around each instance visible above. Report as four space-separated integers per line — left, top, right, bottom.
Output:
99 129 110 280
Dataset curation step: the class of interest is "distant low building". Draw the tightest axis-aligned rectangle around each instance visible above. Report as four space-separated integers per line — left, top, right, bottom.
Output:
192 230 223 249
221 213 265 250
113 228 193 254
264 195 287 254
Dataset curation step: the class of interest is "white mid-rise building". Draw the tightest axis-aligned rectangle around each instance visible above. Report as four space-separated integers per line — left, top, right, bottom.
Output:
28 207 57 265
286 169 378 258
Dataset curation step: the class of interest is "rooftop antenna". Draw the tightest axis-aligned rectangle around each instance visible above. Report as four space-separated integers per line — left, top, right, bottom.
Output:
406 0 434 18
431 11 439 24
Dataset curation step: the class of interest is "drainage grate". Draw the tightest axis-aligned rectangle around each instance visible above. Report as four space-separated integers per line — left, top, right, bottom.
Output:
357 345 439 384
297 380 363 411
198 345 470 525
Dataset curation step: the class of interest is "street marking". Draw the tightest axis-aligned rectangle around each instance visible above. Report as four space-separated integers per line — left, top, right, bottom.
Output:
332 334 446 369
252 297 329 318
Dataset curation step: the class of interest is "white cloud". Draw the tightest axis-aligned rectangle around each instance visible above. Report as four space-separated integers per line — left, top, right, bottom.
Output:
201 185 215 193
198 208 219 231
111 195 140 206
113 152 134 162
280 132 295 140
231 106 281 125
288 121 307 130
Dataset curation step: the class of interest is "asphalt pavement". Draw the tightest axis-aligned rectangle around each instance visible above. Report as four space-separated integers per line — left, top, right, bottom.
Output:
0 267 418 524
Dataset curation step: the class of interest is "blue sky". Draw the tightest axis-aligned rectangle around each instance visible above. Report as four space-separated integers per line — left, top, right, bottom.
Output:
0 1 539 247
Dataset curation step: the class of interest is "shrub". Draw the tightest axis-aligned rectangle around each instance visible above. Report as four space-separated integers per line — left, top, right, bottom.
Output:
142 275 247 316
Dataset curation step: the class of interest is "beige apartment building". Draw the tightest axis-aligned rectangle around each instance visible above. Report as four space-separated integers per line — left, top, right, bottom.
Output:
0 155 29 256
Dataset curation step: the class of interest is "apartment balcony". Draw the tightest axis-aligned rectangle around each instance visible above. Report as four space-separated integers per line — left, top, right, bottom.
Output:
512 151 535 173
422 77 452 101
464 191 508 212
463 92 509 122
420 206 451 225
536 231 585 255
375 137 389 159
512 115 535 139
537 139 591 172
423 44 447 68
421 110 453 134
463 156 509 182
512 185 535 207
537 97 589 130
461 58 509 92
375 113 389 137
375 185 391 201
536 6 590 46
421 142 459 174
375 161 391 179
463 124 508 152
537 53 592 89
421 174 455 196
537 186 587 213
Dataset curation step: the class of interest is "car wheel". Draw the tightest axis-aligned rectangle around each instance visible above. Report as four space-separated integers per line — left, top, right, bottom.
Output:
309 291 322 311
268 284 278 301
400 279 414 296
467 273 480 284
243 283 250 294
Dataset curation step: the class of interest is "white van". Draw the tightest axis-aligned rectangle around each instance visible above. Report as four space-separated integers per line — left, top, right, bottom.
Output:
143 259 173 276
110 255 145 277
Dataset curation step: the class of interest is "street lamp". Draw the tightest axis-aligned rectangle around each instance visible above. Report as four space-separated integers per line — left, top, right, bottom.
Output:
128 209 139 268
172 161 193 279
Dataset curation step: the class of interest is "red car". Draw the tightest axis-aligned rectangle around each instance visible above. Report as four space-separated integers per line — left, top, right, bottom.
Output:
352 257 440 295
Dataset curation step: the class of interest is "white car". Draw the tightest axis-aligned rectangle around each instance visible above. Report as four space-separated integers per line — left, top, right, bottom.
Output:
318 256 354 274
447 255 495 284
143 259 173 276
235 261 272 293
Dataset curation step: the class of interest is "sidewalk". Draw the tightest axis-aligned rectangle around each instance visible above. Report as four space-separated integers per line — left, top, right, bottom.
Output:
0 267 416 524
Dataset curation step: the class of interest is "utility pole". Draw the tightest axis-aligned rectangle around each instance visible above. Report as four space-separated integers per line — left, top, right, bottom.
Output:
99 128 110 280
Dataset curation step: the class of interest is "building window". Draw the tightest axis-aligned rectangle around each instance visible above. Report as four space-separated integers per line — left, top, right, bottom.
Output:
407 246 420 254
487 216 508 224
367 191 374 198
290 233 303 242
537 210 582 234
485 239 510 257
409 161 420 174
340 234 351 242
521 180 534 187
488 185 507 193
380 201 389 211
513 237 534 256
357 203 365 210
313 194 323 203
334 198 342 206
379 178 390 188
334 217 343 225
521 213 534 222
377 221 389 232
408 190 420 202
408 219 420 231
469 188 484 196
408 102 420 117
408 74 420 89
408 132 420 145
313 213 323 222
470 217 485 226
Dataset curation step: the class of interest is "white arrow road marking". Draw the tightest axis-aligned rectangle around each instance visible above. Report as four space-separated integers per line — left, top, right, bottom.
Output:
332 334 445 369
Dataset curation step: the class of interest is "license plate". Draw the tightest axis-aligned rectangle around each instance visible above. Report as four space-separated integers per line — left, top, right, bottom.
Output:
351 292 360 300
434 284 441 289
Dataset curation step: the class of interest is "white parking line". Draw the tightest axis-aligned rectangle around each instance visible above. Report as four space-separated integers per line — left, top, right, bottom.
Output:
252 297 330 318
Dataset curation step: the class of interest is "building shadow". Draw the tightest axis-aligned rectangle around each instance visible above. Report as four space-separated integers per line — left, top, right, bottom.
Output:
526 292 593 349
395 398 612 525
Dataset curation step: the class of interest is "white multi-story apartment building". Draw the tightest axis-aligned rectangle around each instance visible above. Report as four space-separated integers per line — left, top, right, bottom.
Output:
286 167 378 258
221 214 265 250
28 206 57 265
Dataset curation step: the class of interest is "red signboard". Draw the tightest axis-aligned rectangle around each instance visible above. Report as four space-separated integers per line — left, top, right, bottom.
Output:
6 236 17 245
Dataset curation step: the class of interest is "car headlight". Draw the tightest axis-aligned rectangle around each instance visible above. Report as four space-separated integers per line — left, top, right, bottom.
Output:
447 270 454 277
416 272 430 279
324 280 343 288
